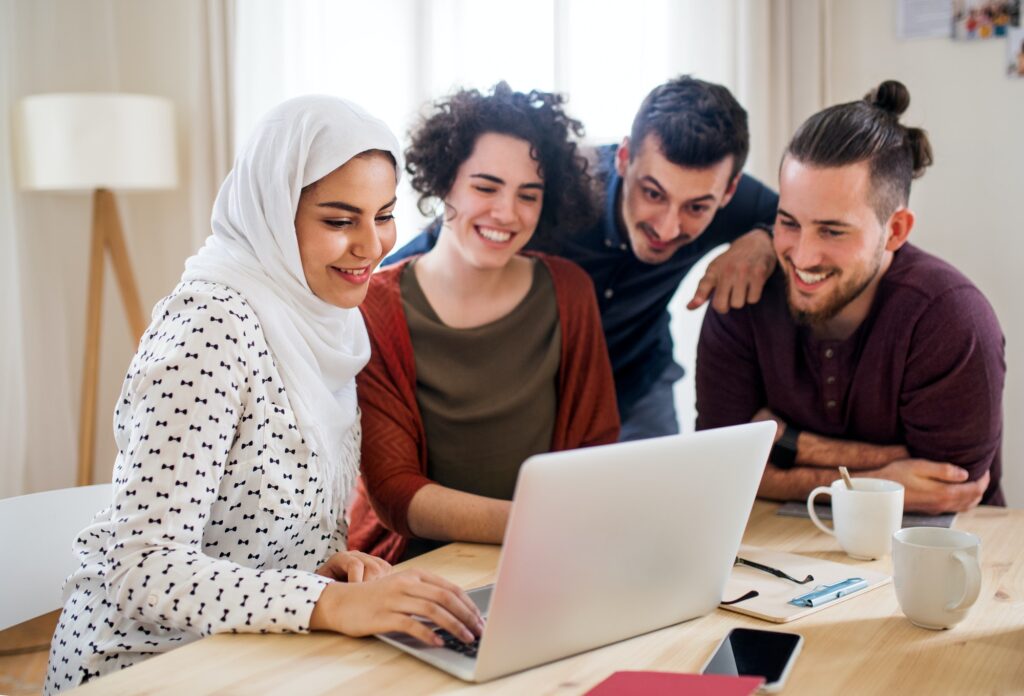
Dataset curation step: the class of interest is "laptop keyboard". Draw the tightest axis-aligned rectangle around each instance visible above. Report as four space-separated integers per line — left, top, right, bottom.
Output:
433 628 480 657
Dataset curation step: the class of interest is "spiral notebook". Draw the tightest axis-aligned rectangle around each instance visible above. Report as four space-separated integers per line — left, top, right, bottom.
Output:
720 545 890 623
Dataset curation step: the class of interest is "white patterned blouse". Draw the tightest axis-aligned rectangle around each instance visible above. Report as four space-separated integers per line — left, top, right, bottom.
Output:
45 280 358 694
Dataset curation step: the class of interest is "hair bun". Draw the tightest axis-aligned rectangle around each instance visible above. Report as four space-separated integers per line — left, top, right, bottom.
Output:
905 126 934 178
864 80 910 116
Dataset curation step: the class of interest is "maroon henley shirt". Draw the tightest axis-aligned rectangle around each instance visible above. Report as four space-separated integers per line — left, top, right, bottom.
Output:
696 243 1005 505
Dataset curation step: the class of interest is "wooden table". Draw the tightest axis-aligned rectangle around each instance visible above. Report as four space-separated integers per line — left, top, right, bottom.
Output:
71 502 1024 695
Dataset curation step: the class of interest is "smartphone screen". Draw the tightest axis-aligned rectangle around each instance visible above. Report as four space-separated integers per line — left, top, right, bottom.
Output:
702 628 802 688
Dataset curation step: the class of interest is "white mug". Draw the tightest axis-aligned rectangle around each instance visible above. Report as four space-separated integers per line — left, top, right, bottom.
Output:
807 478 904 560
893 527 982 630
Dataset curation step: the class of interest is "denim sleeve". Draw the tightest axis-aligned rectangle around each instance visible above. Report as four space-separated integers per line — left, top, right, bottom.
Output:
383 219 442 266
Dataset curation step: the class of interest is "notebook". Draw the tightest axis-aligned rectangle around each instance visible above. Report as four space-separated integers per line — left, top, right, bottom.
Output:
584 671 764 695
720 545 890 623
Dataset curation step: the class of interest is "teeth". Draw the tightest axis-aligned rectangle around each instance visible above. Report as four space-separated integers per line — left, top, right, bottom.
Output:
335 267 367 276
477 226 512 243
795 268 830 284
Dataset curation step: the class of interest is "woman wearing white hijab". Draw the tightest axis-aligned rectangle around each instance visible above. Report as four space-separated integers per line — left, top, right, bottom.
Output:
45 96 482 694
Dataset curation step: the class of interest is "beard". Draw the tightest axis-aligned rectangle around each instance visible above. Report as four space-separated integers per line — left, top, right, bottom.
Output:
784 240 885 328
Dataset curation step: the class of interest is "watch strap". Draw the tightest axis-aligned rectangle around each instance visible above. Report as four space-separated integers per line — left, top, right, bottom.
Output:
770 424 800 469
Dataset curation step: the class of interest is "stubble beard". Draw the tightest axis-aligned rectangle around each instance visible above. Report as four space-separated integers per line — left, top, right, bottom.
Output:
785 240 885 328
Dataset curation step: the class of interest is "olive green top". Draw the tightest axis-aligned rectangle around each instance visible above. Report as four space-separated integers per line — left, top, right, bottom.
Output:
401 258 561 504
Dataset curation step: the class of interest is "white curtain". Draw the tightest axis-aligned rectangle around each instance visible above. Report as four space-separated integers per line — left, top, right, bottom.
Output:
233 0 825 239
0 0 29 499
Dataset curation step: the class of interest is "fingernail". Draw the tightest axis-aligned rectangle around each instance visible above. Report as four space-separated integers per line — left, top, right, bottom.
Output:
432 635 444 647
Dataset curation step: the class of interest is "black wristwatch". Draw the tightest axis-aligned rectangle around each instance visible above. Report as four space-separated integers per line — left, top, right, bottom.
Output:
770 425 800 469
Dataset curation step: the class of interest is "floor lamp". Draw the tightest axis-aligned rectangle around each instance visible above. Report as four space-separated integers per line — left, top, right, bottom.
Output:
16 93 178 486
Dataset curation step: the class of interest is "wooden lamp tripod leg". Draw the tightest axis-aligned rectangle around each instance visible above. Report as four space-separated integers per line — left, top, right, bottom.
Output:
103 190 147 342
77 189 146 486
78 190 107 486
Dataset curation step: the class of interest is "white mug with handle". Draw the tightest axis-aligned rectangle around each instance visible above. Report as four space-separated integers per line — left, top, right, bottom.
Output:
806 478 904 560
893 527 982 630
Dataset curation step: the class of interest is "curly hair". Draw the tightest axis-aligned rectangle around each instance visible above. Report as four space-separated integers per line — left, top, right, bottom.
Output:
405 82 595 237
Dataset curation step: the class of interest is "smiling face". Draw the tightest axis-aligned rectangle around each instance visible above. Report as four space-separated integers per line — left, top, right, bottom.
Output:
615 134 739 265
294 151 398 308
439 132 545 270
774 156 912 335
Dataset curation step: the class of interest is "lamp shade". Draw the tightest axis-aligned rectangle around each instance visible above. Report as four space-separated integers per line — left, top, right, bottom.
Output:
16 93 178 192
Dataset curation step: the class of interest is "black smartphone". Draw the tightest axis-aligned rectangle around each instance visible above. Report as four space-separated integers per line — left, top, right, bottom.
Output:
701 627 803 693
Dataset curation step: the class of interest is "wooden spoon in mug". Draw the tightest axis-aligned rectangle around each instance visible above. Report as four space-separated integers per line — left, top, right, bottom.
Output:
839 466 854 490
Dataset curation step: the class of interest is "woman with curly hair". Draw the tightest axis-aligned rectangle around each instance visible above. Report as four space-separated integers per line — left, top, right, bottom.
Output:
348 83 620 563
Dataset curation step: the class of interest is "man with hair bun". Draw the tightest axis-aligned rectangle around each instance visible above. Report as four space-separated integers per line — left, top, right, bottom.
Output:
696 80 1005 513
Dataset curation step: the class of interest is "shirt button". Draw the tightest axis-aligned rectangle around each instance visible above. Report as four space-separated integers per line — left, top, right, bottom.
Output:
604 288 614 299
824 348 835 359
604 239 613 248
619 243 627 251
147 594 159 607
826 400 837 409
826 376 836 385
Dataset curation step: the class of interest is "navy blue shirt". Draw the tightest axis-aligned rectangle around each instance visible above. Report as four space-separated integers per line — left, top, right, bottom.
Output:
386 144 778 419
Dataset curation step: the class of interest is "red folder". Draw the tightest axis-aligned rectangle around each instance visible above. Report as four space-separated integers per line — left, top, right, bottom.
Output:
585 671 764 695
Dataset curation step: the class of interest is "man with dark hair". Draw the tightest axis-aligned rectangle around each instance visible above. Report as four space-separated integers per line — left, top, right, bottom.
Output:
696 81 1005 512
389 76 779 440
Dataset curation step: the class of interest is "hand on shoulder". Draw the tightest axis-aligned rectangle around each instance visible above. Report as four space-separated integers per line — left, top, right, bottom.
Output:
687 227 776 312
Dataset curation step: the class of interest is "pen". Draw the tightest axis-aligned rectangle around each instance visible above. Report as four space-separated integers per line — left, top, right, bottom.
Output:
788 577 868 607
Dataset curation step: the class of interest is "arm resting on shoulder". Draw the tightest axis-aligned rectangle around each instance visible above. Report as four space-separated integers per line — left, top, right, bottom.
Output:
688 228 777 313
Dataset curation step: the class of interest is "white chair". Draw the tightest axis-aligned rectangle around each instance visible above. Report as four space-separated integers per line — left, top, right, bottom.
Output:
0 484 112 630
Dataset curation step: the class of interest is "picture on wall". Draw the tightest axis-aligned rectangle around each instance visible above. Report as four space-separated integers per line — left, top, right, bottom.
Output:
1008 27 1024 75
898 0 955 39
952 0 1020 39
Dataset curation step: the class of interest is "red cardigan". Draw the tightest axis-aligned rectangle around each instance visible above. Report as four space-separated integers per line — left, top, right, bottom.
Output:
348 254 620 562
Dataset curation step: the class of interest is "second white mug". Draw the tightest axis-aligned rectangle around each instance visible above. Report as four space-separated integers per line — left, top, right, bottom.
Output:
893 527 982 630
807 478 904 560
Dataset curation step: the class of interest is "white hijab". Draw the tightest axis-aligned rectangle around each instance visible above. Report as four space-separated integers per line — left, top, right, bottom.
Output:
183 95 402 519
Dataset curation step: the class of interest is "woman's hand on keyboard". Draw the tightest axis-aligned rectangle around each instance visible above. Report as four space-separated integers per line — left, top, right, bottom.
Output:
309 568 485 646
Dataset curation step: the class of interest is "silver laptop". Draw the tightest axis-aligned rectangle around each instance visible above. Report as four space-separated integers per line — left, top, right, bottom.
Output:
376 421 774 682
